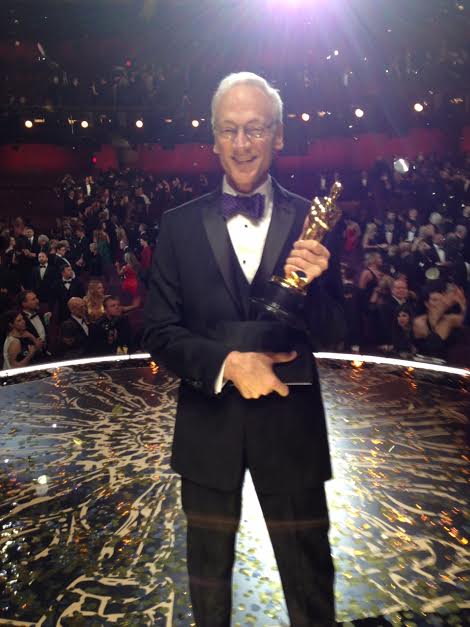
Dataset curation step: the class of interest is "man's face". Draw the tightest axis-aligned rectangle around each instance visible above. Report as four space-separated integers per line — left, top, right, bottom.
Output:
213 84 284 194
105 299 121 317
38 252 47 265
392 280 408 301
24 292 39 311
57 246 66 256
456 225 467 239
433 233 444 246
63 266 73 280
25 228 34 239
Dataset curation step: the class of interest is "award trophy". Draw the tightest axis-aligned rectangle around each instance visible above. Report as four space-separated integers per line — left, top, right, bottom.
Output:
252 181 343 327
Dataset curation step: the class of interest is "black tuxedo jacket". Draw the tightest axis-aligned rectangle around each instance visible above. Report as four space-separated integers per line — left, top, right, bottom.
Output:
32 264 60 305
144 180 345 493
55 278 85 321
20 311 47 346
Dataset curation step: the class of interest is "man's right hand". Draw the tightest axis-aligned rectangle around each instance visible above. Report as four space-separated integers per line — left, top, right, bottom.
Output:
223 350 298 399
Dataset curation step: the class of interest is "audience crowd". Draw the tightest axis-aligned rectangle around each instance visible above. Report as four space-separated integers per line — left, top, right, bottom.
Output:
0 153 469 370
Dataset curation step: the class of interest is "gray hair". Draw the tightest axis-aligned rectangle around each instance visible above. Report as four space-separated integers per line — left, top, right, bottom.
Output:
211 72 283 131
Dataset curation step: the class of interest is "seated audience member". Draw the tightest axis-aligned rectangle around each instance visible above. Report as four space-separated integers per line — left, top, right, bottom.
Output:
375 277 416 347
32 251 59 310
55 265 85 322
90 296 132 355
413 286 467 360
2 310 42 368
391 305 415 356
56 297 90 359
19 290 48 359
84 279 106 322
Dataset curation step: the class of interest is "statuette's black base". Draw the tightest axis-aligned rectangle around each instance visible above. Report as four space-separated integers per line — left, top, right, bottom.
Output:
252 279 306 329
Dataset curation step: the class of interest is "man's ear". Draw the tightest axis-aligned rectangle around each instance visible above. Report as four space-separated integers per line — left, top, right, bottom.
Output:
213 140 220 155
274 123 284 152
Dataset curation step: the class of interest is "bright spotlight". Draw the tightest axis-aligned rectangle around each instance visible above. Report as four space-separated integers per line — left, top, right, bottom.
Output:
414 103 424 113
135 119 144 129
354 108 364 118
24 120 33 129
301 112 310 122
81 120 89 129
191 119 200 128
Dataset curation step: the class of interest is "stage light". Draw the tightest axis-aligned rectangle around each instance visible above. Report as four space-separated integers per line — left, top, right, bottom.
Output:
24 120 33 128
135 119 144 128
414 102 424 113
301 113 310 122
354 108 364 118
191 119 200 128
81 120 89 129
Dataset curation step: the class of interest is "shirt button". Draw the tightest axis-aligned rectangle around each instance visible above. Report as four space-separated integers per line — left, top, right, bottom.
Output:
242 260 246 264
245 224 248 228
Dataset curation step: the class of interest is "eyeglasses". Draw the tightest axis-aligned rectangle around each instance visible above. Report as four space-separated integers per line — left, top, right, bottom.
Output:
215 121 276 142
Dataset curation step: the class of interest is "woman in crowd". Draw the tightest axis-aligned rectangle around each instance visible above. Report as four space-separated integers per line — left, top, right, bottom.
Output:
413 286 467 359
2 310 41 368
362 222 381 252
84 279 106 323
116 252 142 311
391 306 415 356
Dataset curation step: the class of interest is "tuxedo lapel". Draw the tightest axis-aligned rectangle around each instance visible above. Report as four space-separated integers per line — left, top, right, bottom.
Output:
251 181 297 291
202 188 247 318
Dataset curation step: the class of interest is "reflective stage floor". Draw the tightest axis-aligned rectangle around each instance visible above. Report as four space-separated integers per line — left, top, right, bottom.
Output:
0 359 469 626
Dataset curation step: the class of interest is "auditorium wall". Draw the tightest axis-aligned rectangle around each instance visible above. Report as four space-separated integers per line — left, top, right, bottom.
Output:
0 127 468 178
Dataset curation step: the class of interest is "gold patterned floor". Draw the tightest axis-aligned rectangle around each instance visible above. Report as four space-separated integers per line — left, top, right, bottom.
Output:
0 360 469 626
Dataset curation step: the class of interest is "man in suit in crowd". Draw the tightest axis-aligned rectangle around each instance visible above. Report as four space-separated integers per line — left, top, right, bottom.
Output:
144 72 344 627
90 296 132 355
32 251 60 310
19 290 48 359
55 265 85 322
56 297 90 359
15 225 40 289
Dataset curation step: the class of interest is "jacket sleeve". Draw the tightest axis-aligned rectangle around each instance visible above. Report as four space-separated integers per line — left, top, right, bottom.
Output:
142 212 231 396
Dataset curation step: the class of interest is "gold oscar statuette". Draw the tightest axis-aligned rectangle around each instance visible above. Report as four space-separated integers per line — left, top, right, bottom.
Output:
252 181 343 326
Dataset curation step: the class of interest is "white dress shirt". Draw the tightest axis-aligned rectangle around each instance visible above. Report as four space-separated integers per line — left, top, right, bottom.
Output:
39 264 47 279
433 243 446 263
214 175 274 393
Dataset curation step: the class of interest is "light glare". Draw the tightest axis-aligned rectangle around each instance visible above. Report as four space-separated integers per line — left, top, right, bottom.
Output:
81 120 89 129
414 102 424 113
301 112 310 122
135 119 144 128
24 120 33 128
354 108 364 118
191 119 200 128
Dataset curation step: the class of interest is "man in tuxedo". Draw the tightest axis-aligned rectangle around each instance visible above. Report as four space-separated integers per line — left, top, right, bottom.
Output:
55 265 85 322
19 290 48 360
144 72 344 627
32 251 60 310
56 297 90 359
90 296 132 355
15 225 40 289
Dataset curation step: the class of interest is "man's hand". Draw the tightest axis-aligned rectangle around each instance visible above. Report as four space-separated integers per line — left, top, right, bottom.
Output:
284 238 330 286
223 350 298 399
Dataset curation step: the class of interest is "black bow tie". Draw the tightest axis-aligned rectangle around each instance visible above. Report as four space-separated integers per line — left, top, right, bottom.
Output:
221 193 265 221
40 265 46 268
63 280 72 285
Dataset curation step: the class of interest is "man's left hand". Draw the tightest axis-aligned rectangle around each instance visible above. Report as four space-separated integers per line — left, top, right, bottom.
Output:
284 240 330 286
